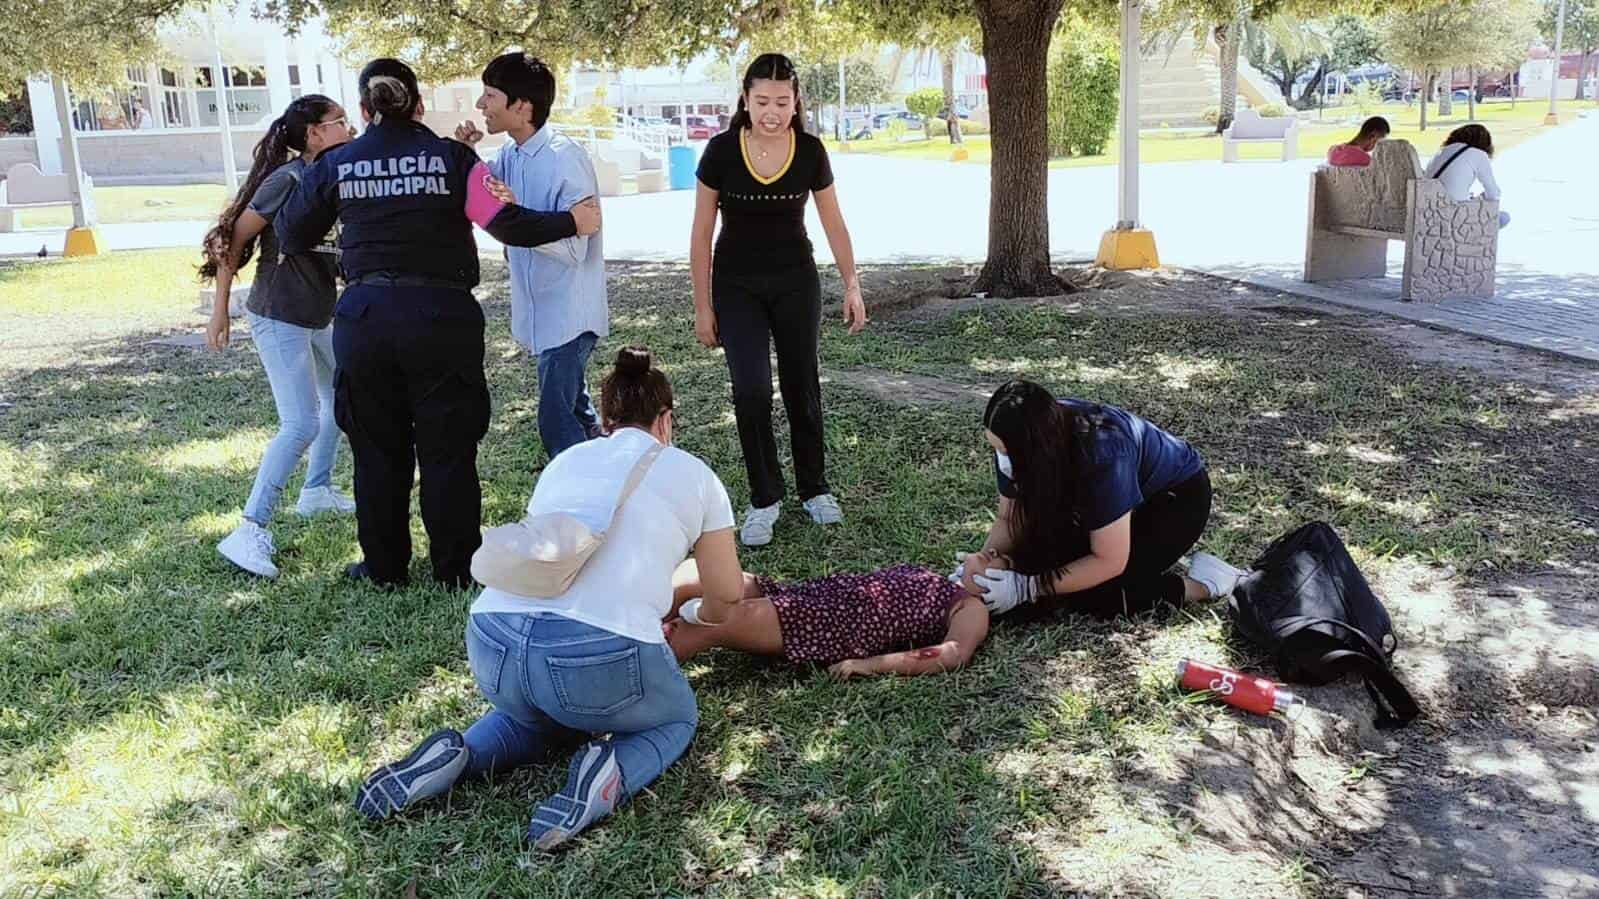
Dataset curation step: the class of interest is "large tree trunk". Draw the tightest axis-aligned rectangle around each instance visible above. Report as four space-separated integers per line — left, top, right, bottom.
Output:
1438 68 1453 116
941 45 964 145
1577 50 1591 101
1420 71 1433 131
1215 19 1242 133
1468 66 1477 121
973 0 1069 298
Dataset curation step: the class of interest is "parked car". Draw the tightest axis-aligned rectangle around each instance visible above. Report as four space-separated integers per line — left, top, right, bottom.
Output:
871 111 923 129
670 115 719 139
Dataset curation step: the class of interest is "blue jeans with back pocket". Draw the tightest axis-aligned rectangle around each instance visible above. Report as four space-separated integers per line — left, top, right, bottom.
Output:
460 612 698 801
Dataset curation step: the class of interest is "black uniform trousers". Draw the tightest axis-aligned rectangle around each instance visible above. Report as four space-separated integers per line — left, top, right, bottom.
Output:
712 264 830 510
332 283 490 586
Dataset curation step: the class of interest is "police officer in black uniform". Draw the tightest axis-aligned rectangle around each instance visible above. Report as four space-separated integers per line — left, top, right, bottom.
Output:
276 58 601 590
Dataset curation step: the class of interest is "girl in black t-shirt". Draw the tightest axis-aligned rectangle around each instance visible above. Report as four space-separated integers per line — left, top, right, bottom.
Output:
690 53 867 548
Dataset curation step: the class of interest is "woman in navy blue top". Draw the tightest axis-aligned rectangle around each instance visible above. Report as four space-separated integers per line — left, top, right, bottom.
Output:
956 379 1244 618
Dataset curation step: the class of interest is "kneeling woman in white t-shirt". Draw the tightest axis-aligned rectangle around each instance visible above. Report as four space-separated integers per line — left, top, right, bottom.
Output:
354 347 746 849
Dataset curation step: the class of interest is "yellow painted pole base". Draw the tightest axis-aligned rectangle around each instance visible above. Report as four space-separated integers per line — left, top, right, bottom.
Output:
1543 112 1561 126
1095 228 1160 270
63 227 103 257
838 141 851 152
949 146 970 162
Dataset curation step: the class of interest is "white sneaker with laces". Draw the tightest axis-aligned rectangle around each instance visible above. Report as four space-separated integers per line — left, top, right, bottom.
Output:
1189 552 1246 599
218 519 279 578
296 486 357 517
802 493 844 526
739 503 782 547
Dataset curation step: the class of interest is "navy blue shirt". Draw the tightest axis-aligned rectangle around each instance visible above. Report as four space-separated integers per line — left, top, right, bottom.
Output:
276 118 577 287
996 398 1204 531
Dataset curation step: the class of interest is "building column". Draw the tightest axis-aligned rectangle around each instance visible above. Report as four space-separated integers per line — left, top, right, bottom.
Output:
265 29 293 115
296 22 326 95
26 76 63 174
146 64 167 128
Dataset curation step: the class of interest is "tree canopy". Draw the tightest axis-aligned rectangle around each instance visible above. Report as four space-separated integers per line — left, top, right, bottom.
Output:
0 0 197 91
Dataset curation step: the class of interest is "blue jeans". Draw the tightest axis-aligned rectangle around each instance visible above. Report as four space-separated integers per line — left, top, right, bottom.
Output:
243 312 339 525
461 612 698 807
536 332 601 459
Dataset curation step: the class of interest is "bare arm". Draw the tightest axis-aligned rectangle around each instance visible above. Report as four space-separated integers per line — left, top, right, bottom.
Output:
206 209 270 351
1036 511 1132 596
961 495 1018 595
812 185 866 334
689 527 745 624
689 182 720 346
830 597 990 678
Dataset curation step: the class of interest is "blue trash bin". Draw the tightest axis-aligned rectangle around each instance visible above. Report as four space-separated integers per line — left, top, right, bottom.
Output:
668 144 697 190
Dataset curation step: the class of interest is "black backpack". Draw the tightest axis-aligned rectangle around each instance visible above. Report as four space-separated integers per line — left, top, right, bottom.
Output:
1228 522 1421 728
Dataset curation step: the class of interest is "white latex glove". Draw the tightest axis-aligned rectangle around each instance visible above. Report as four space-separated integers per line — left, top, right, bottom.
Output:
678 598 719 626
948 552 970 585
972 568 1037 616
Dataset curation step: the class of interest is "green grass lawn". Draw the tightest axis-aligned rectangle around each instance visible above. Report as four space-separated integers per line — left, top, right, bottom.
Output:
825 98 1599 168
1 251 1594 896
20 184 228 230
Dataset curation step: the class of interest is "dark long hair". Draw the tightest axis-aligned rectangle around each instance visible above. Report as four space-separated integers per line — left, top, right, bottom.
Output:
199 93 336 281
1443 123 1494 158
1352 115 1390 144
983 379 1098 579
730 53 806 133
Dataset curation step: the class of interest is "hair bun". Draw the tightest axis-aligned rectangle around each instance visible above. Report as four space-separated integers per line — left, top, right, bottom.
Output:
614 345 652 378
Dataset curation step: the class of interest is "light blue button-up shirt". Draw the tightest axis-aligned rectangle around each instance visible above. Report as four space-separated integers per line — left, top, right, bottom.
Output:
488 127 608 356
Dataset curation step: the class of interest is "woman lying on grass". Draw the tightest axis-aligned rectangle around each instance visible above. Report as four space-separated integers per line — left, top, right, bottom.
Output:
664 561 989 678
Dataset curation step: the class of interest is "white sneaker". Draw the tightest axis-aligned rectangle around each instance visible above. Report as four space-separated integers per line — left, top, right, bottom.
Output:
740 503 782 547
1189 552 1246 599
218 520 279 578
296 486 357 517
802 493 844 526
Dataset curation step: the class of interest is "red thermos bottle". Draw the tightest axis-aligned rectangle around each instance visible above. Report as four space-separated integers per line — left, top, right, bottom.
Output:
1176 659 1302 716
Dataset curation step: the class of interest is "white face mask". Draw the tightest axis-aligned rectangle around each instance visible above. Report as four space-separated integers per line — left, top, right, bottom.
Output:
995 450 1014 479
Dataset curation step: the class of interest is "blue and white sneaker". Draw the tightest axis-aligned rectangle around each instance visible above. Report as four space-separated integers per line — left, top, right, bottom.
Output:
527 741 624 850
355 728 469 821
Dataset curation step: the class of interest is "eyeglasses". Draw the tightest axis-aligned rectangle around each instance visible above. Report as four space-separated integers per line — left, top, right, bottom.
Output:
317 116 348 129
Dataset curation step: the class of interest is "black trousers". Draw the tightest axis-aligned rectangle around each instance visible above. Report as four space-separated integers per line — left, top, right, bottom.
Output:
332 284 490 585
1043 469 1213 619
712 265 829 509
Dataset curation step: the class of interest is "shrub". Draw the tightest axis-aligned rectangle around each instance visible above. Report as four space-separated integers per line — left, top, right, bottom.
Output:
905 87 944 120
1256 102 1288 118
1201 105 1221 126
1047 15 1120 158
883 118 909 142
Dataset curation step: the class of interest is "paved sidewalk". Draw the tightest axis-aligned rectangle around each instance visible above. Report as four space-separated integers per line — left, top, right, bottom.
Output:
5 112 1595 362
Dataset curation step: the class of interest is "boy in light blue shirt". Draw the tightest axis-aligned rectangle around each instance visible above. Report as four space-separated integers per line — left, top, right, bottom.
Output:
458 54 608 459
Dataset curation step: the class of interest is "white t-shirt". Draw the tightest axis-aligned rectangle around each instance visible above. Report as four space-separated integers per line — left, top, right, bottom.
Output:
470 427 736 643
1424 144 1501 203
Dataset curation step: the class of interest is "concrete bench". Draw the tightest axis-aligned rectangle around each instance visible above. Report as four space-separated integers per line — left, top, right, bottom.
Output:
1303 139 1498 303
0 163 94 231
1222 109 1299 163
594 158 623 197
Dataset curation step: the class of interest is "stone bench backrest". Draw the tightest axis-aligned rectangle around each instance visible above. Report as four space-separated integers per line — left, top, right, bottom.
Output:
2 163 74 205
1316 139 1423 233
1229 109 1294 140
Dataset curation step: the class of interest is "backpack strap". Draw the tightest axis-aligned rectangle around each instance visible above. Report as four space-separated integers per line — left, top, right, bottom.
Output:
1432 144 1470 179
1274 615 1393 661
1274 615 1420 728
613 443 665 514
1316 649 1422 729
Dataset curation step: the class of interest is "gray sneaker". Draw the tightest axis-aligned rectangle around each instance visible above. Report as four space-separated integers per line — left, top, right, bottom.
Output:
740 502 782 546
528 741 624 850
1189 552 1246 599
802 493 843 526
354 729 469 821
